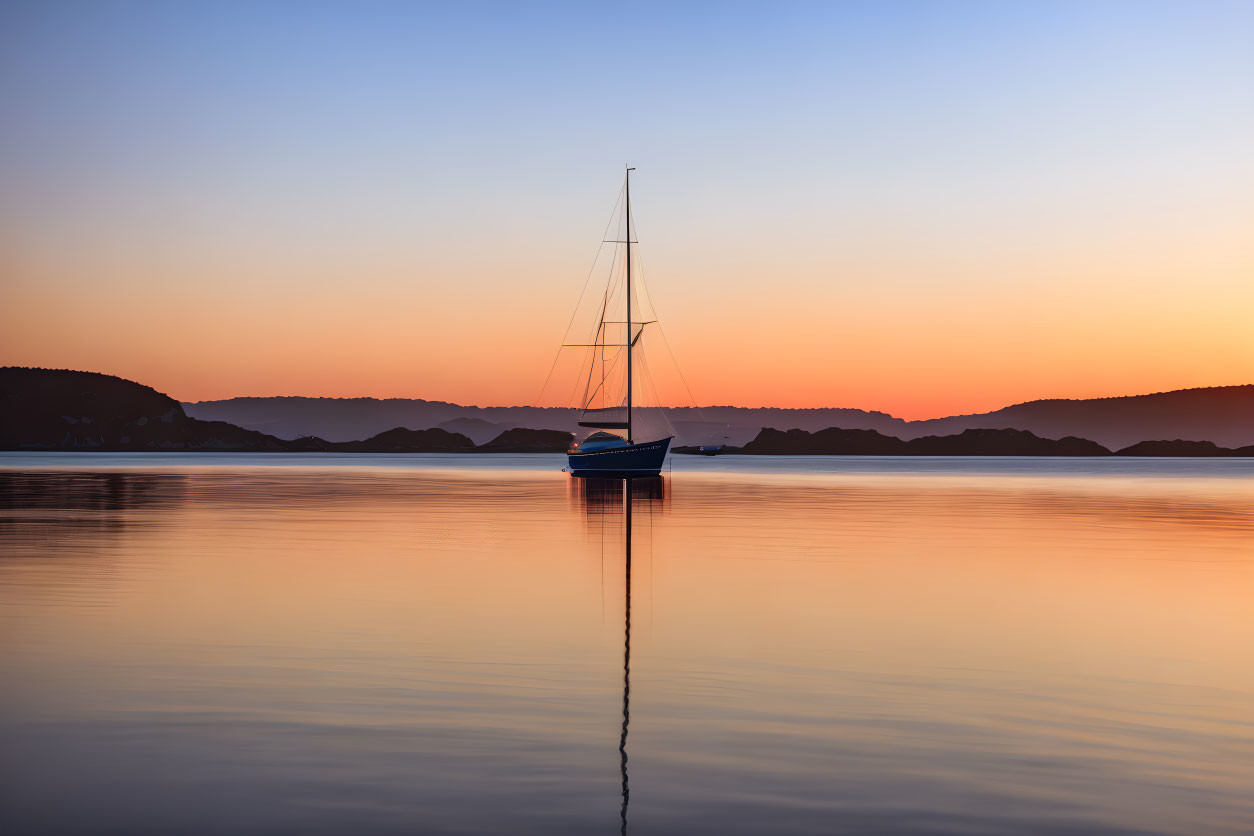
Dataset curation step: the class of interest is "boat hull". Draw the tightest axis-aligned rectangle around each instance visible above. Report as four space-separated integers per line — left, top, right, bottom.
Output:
568 437 673 476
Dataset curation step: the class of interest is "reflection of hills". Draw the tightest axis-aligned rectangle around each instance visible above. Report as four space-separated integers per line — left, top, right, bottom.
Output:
0 471 186 512
0 472 189 604
0 471 187 551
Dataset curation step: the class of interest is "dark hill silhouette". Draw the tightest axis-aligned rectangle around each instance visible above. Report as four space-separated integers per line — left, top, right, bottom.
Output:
1 367 304 451
476 428 573 453
903 386 1254 449
737 426 1113 456
741 427 909 455
2 367 182 448
183 385 1254 449
9 368 1253 456
336 427 473 453
1115 439 1254 457
907 428 1109 456
1 368 559 454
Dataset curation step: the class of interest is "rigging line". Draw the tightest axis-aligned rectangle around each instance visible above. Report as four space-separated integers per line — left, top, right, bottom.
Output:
599 242 627 341
581 266 628 410
580 307 606 411
638 346 677 438
602 191 633 335
581 220 623 378
578 346 595 410
568 345 595 410
578 184 627 344
589 189 627 346
634 248 708 425
622 200 676 437
546 241 615 407
592 245 617 347
533 185 626 406
582 347 628 408
647 356 673 434
568 228 627 410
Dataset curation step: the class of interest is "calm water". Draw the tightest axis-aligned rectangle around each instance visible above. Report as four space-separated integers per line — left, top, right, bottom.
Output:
1 454 1251 835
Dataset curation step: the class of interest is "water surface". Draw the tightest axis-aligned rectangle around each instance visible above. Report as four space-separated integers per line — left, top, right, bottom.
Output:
1 454 1251 834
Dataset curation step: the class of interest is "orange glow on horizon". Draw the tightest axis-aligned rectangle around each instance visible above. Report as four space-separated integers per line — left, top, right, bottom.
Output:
1 177 1250 421
2 266 1249 420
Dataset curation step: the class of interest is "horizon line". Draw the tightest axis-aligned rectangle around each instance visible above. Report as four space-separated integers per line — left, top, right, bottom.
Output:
177 381 1254 422
5 367 1250 423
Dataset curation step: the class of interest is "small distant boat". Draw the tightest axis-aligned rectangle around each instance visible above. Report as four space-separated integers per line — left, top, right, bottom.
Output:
697 444 724 456
567 168 673 477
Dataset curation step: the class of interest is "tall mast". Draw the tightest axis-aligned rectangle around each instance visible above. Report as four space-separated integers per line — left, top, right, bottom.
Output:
625 166 634 444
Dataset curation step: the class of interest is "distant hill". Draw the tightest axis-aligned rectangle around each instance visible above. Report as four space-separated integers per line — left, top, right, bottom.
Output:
8 368 1253 457
1114 439 1254 457
180 398 908 445
182 396 584 444
901 386 1254 449
907 428 1111 456
476 428 573 453
735 427 1113 456
712 426 1254 456
337 427 474 453
737 427 911 455
436 417 510 445
184 385 1254 448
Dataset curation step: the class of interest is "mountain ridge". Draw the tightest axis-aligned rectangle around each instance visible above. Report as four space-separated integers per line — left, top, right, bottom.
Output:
691 426 1254 457
183 385 1254 448
5 368 1251 456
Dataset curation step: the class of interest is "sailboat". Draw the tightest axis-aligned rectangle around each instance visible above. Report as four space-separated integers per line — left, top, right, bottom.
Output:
566 168 674 477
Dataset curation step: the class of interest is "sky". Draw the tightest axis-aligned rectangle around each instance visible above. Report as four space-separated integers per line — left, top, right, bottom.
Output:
1 0 1251 419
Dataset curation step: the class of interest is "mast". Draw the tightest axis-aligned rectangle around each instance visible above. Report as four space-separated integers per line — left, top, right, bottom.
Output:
625 166 635 444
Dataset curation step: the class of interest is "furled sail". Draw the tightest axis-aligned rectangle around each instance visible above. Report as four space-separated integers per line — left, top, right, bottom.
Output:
578 405 630 429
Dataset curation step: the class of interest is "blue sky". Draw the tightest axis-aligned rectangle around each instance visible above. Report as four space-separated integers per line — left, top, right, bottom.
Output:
2 1 1251 414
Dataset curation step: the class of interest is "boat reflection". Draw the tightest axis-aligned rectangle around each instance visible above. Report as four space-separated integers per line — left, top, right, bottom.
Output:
570 474 666 516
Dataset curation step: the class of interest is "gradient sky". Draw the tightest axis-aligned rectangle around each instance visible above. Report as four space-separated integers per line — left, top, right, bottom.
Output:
1 0 1251 419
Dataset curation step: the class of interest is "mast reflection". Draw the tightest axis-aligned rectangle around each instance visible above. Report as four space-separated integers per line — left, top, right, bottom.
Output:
620 481 631 836
571 475 665 835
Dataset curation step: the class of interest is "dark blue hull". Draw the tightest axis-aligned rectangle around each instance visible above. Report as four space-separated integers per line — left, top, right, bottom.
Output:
568 437 673 476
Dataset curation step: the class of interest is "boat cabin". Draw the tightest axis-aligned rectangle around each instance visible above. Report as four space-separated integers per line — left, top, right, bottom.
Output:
575 431 629 453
